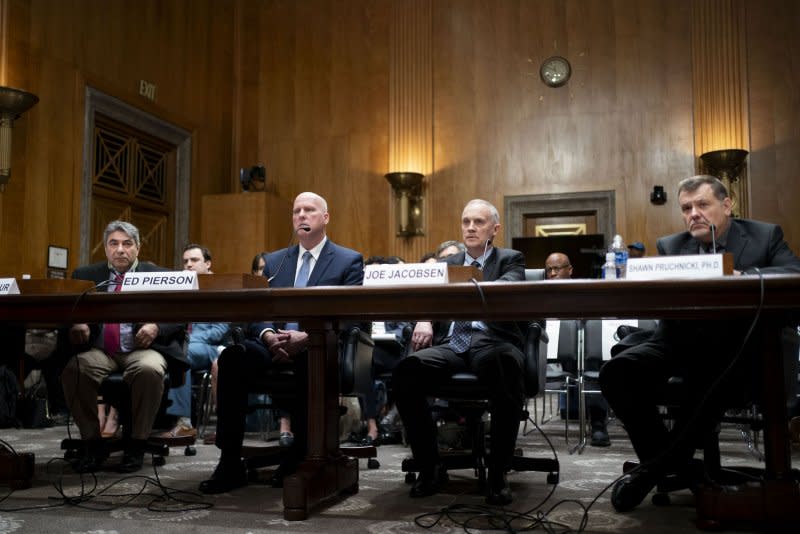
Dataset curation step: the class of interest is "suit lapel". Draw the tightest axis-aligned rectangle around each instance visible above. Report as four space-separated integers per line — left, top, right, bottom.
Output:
307 240 333 287
481 249 499 281
723 221 747 266
274 247 299 288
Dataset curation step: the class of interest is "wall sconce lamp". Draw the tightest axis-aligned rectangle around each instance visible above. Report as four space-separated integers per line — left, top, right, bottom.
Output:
0 86 39 192
699 149 749 183
385 171 424 237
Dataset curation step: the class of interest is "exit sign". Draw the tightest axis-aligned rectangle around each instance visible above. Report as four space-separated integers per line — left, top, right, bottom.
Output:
139 80 156 101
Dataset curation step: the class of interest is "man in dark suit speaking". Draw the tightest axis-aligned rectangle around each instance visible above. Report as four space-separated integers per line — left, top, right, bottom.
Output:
61 220 188 473
600 175 800 512
200 191 363 494
393 198 529 506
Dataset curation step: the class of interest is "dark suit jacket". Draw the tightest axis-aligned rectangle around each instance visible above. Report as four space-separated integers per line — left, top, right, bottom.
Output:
248 238 364 337
67 261 189 379
657 218 800 275
639 218 800 350
430 247 529 350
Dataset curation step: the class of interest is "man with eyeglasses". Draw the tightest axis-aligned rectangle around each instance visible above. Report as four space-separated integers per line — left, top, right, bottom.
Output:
544 252 573 279
544 252 611 446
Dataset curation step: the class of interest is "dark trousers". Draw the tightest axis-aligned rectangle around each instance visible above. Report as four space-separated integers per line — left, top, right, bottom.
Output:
393 331 525 475
599 319 760 470
215 339 308 464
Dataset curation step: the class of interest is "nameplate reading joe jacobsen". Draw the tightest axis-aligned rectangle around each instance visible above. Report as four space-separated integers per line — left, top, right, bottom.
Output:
120 271 199 292
626 254 725 281
364 263 449 286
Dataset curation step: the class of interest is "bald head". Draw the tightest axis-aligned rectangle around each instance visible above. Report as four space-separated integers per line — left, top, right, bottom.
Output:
545 252 572 279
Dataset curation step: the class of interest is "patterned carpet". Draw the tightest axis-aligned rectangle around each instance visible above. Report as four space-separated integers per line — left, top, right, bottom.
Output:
0 412 795 534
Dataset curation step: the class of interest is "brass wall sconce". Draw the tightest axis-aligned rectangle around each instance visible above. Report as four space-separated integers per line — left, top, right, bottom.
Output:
699 148 749 217
699 149 749 183
385 171 424 237
0 86 39 192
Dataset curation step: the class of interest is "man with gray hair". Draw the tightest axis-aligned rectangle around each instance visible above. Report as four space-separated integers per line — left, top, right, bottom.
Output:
394 198 530 505
435 240 465 259
61 220 188 473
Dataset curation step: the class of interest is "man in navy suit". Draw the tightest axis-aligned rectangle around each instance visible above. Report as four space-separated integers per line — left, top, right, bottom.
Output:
200 192 363 494
600 175 800 512
393 198 530 506
61 220 188 473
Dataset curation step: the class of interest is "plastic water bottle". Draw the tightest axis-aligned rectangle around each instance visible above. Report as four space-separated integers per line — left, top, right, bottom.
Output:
602 252 618 279
610 234 628 279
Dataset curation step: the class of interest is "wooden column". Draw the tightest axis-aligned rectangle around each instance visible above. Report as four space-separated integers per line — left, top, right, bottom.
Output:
388 0 432 262
692 0 750 216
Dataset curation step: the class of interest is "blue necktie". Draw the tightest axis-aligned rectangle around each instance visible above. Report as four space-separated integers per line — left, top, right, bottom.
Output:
295 251 312 287
449 260 481 353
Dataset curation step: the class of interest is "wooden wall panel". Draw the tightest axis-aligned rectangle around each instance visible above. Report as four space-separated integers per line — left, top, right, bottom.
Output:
0 0 235 277
2 0 799 278
746 0 800 247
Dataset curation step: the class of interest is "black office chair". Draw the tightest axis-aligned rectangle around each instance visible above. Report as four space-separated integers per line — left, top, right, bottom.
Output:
616 323 799 514
368 323 412 446
240 324 379 476
401 323 559 489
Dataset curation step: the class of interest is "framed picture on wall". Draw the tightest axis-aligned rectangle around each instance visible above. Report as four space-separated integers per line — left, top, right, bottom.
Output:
47 245 69 270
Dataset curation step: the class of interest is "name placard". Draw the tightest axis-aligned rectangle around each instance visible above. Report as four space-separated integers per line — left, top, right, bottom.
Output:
0 278 20 295
626 254 727 280
364 263 449 286
120 271 199 292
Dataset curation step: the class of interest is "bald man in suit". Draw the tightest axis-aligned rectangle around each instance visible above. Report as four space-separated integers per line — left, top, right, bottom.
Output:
200 192 363 494
600 175 800 513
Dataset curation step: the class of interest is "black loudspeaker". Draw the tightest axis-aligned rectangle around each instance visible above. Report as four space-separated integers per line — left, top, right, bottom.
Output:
650 185 667 205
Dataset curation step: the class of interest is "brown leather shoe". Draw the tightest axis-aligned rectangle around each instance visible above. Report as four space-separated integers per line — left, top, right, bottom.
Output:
153 423 198 440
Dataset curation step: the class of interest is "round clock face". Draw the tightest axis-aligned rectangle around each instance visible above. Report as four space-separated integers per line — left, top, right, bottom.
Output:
540 56 571 87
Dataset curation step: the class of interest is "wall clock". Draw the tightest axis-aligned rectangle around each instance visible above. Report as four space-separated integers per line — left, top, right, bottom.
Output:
540 56 571 88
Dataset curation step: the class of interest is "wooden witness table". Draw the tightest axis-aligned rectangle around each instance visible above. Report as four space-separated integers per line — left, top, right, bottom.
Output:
2 274 800 525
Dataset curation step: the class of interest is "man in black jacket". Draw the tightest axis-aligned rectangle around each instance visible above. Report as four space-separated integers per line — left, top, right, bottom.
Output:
393 198 529 506
600 175 800 512
61 220 187 473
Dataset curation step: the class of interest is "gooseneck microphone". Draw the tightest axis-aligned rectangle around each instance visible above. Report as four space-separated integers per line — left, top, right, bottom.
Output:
710 224 717 254
267 226 311 283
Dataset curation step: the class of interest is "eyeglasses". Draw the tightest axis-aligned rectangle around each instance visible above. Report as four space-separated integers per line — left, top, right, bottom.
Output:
545 265 571 273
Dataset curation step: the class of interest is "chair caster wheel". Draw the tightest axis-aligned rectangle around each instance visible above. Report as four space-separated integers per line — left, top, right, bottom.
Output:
547 472 559 484
367 458 380 469
153 456 166 467
405 472 416 484
184 445 197 456
652 493 671 506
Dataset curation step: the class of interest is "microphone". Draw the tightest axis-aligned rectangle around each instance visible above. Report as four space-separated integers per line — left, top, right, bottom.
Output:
95 278 123 291
267 227 307 283
709 224 717 254
479 238 492 270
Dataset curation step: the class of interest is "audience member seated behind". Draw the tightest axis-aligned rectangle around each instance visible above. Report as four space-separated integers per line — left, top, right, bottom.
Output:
361 255 411 445
544 252 610 447
627 241 646 258
199 191 363 495
420 252 437 263
154 243 229 440
393 198 529 506
435 240 465 260
600 175 800 513
60 220 188 474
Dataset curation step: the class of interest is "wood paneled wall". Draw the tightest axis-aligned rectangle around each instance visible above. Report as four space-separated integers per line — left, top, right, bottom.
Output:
2 0 799 277
0 0 235 277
